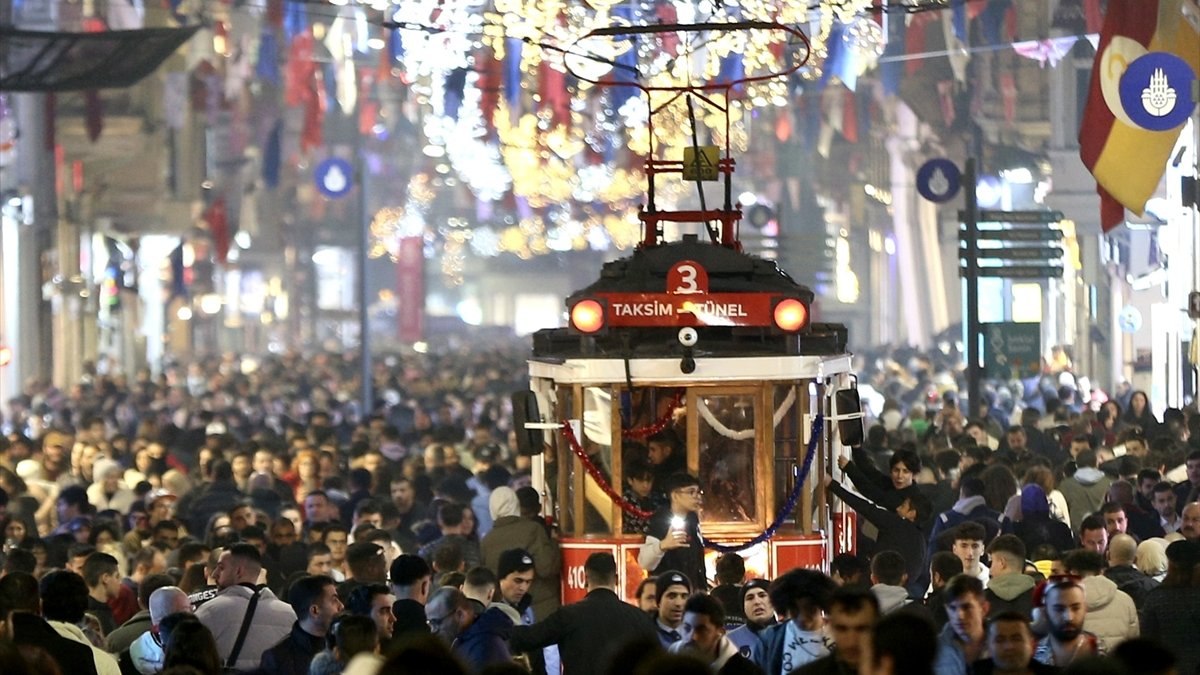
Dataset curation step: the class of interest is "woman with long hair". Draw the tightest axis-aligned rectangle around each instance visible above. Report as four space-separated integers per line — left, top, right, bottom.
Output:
160 612 223 674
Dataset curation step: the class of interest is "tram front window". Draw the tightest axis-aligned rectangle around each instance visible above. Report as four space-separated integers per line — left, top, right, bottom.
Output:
697 394 757 523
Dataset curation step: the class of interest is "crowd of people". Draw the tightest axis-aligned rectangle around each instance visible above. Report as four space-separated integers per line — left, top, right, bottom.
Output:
0 339 1195 675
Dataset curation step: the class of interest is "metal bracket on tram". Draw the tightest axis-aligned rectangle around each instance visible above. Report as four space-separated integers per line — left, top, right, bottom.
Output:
826 375 865 448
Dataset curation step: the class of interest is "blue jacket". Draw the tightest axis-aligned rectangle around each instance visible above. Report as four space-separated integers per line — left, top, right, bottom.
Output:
927 497 1001 562
454 606 514 670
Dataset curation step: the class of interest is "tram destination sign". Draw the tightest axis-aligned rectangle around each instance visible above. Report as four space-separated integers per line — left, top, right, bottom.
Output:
974 265 1064 279
594 292 776 328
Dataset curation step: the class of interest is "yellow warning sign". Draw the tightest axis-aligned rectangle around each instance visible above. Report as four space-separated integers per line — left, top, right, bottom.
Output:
682 145 720 181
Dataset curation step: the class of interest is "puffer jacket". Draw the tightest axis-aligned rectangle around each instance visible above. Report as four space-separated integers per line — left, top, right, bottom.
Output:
194 584 297 671
1081 574 1138 653
454 606 514 670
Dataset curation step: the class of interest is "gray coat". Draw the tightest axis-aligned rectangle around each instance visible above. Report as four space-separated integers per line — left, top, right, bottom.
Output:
194 585 296 671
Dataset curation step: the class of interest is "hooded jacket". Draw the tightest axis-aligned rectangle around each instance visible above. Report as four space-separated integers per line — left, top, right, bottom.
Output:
1080 574 1139 653
128 629 164 674
454 605 515 670
928 496 1002 562
984 573 1036 619
1058 468 1113 533
871 584 913 615
481 487 561 622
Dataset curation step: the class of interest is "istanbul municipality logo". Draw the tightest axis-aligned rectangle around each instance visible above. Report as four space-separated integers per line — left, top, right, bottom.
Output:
1118 52 1197 131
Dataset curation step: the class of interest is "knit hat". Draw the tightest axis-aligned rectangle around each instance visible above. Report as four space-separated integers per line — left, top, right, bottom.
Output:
655 570 691 605
489 486 520 520
1020 484 1049 514
497 548 535 580
741 578 771 605
92 457 122 482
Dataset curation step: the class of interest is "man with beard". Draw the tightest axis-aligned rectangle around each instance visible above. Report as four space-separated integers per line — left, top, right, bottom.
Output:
972 612 1057 675
1182 501 1200 543
425 586 513 670
793 588 879 675
727 579 775 659
1032 577 1101 667
669 593 763 675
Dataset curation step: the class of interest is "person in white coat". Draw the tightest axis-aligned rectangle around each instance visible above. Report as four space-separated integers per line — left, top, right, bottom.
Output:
1063 550 1138 653
194 543 297 671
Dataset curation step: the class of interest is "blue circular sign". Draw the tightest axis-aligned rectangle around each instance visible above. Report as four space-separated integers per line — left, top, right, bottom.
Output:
916 158 962 203
1118 52 1197 131
315 157 354 199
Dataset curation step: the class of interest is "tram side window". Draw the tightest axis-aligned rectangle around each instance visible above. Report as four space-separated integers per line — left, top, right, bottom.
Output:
580 387 615 535
772 384 802 525
697 394 757 523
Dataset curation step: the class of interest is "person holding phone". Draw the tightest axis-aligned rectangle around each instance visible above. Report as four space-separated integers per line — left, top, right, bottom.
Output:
639 472 706 590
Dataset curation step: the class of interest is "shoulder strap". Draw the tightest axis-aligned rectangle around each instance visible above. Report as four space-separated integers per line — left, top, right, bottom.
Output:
225 586 263 670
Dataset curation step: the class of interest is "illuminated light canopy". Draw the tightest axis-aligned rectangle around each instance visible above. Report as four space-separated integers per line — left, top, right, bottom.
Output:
772 298 808 332
570 298 605 334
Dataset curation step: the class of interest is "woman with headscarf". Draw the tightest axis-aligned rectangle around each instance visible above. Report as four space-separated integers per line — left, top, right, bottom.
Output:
480 486 561 622
1007 484 1075 555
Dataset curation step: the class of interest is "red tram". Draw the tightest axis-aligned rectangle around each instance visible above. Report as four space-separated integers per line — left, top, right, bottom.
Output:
513 21 866 604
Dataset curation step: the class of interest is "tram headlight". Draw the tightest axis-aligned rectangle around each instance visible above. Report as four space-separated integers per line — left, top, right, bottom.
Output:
772 297 809 333
569 298 606 334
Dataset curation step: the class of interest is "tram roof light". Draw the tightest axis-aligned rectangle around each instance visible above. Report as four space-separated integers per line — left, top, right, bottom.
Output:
773 298 809 333
569 299 605 334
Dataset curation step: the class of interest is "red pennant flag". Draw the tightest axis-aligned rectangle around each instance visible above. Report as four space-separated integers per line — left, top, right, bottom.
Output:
205 198 230 265
1079 0 1200 231
842 89 858 143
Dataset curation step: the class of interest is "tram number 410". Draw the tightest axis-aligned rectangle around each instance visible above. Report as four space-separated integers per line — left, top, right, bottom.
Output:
566 565 588 590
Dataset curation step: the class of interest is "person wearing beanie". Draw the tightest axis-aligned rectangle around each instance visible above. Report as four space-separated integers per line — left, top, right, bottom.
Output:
1006 484 1074 555
87 457 136 514
727 578 775 659
711 553 747 630
481 486 561 622
492 547 559 674
655 571 693 647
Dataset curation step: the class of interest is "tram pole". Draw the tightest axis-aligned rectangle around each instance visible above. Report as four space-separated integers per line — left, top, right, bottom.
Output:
357 147 373 418
963 158 982 418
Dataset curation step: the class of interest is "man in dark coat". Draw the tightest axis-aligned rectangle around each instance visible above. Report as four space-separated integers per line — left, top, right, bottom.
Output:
260 575 341 675
0 572 100 675
181 460 246 536
1103 533 1159 608
387 554 433 649
426 586 513 670
668 593 763 675
824 473 931 599
510 552 657 675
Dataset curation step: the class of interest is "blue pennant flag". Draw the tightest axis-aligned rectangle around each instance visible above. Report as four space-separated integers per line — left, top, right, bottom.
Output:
718 53 745 90
388 28 404 62
979 0 1012 46
952 2 967 43
444 67 467 120
284 1 307 43
879 12 907 96
504 37 523 108
256 30 281 86
818 21 857 91
262 120 281 189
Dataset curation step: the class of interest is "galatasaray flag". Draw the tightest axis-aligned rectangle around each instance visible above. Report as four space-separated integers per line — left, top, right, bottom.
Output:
1078 0 1200 232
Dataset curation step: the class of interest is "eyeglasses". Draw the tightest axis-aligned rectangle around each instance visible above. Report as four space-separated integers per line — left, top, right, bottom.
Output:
675 488 703 498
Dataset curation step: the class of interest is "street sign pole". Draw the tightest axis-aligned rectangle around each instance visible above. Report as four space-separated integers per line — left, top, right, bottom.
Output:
964 158 981 419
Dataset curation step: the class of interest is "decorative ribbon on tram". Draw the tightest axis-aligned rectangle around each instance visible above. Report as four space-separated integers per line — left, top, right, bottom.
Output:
621 391 684 440
704 414 823 553
560 422 656 519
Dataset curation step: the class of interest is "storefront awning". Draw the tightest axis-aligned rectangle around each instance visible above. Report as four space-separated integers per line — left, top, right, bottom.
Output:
0 26 199 91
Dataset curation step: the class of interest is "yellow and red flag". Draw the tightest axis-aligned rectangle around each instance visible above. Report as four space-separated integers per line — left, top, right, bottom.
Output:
1078 0 1200 231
